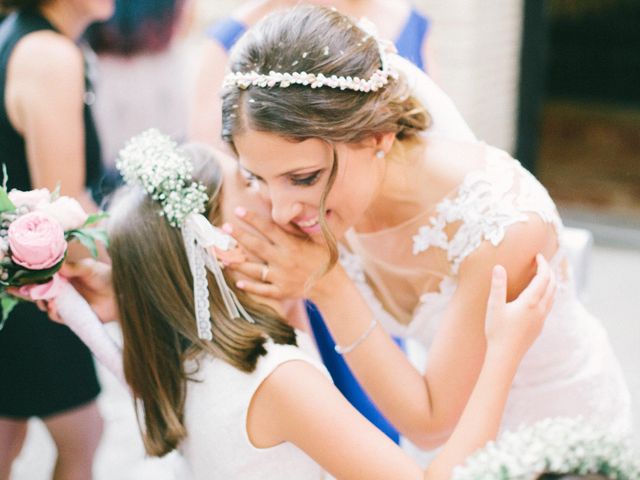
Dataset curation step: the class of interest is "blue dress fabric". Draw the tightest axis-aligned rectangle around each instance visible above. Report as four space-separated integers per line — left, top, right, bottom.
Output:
207 7 431 443
394 8 430 71
305 301 400 443
206 17 247 53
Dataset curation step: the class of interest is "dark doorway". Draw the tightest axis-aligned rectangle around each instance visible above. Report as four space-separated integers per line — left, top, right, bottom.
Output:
518 0 640 223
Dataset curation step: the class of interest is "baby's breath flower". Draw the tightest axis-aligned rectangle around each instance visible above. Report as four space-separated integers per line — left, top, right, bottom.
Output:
452 417 640 480
116 129 209 227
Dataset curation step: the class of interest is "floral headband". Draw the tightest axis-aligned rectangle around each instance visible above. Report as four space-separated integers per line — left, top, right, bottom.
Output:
223 17 398 93
117 129 254 340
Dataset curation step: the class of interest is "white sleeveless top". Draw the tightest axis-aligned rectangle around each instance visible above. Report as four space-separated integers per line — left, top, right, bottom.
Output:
180 340 327 480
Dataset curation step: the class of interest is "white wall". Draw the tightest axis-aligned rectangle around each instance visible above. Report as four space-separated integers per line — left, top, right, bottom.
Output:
417 0 524 152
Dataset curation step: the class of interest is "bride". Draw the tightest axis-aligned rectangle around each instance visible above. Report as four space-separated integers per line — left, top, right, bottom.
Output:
218 4 632 448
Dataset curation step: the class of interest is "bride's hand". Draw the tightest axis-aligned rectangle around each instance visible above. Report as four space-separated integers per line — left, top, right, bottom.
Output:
223 207 332 300
484 254 556 359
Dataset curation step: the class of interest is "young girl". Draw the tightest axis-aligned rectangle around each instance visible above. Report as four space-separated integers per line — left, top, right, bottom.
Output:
219 5 632 449
76 129 553 479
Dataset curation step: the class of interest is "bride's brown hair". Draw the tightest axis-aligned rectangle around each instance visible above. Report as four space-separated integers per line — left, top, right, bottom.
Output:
221 5 430 273
108 144 296 457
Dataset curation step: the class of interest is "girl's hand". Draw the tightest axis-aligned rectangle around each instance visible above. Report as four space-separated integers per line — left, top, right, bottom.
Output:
224 207 331 300
55 259 117 323
484 254 556 359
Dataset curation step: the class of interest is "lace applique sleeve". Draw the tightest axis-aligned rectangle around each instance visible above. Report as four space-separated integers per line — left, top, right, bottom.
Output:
412 148 562 274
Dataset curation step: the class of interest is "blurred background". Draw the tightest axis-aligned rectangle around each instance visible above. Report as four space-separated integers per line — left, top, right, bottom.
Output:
9 0 640 478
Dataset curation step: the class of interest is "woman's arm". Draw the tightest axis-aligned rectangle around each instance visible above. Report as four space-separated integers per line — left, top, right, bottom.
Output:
227 210 556 449
249 265 551 479
6 31 96 213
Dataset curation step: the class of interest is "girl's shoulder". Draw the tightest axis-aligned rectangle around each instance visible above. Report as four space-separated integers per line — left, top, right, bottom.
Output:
189 337 327 394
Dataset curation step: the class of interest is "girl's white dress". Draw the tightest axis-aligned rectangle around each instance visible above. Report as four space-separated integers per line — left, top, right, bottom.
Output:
181 341 327 479
342 141 632 437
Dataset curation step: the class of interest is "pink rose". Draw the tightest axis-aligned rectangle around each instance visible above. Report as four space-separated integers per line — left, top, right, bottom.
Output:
13 274 67 301
8 188 50 210
37 196 89 231
8 211 67 270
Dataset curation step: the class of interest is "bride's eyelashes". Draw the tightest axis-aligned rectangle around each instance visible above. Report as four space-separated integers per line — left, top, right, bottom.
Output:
239 166 323 188
290 170 322 187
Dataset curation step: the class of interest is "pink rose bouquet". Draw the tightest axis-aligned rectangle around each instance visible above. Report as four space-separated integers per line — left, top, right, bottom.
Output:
0 180 107 328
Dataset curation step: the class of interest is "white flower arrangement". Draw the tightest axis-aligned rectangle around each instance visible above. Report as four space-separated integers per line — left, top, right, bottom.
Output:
452 417 640 480
116 129 209 228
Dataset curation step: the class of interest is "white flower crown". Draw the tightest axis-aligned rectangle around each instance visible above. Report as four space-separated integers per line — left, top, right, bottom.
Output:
116 129 209 228
223 17 398 93
116 129 254 340
452 417 640 480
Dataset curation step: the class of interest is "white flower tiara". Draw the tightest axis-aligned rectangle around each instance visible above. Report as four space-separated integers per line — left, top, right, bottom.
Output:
223 17 398 93
452 417 640 480
116 129 209 228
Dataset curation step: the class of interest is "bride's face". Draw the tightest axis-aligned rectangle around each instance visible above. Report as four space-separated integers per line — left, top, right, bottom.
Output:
233 130 387 243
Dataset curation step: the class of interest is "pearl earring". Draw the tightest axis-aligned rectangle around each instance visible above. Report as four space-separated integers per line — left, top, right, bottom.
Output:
375 150 385 159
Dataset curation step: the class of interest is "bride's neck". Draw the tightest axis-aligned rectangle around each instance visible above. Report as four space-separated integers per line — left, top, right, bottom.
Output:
355 137 434 233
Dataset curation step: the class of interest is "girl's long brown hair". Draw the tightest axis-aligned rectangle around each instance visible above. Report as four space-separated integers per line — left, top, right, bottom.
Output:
108 144 296 456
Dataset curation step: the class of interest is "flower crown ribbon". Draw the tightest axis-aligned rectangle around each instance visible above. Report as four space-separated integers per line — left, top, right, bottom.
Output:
117 129 254 340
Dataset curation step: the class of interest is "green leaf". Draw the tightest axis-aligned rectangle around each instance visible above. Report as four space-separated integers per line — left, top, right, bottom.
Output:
0 186 16 213
83 212 109 227
67 227 109 250
68 230 99 258
9 256 65 286
0 294 20 330
50 182 61 201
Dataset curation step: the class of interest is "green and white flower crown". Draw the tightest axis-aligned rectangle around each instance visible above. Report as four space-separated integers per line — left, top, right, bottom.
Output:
116 129 254 340
452 417 639 480
116 129 209 228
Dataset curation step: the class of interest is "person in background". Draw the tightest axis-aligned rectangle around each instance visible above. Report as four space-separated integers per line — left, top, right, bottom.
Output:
0 0 113 478
86 0 193 197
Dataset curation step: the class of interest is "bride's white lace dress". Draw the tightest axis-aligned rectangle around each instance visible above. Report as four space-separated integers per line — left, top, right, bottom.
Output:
342 141 632 436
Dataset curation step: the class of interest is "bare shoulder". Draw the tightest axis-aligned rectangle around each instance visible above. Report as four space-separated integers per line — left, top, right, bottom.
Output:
459 214 555 300
10 30 82 79
257 357 331 404
247 357 333 447
420 137 487 199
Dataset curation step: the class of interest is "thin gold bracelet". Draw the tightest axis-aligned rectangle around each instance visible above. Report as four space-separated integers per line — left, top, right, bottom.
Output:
334 318 378 355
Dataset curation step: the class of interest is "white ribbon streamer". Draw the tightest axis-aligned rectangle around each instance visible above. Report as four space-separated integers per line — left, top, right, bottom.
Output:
55 281 126 387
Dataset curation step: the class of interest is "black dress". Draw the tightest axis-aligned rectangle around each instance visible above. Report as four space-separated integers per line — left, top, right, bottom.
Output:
0 10 102 418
